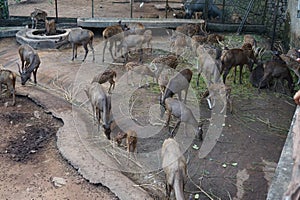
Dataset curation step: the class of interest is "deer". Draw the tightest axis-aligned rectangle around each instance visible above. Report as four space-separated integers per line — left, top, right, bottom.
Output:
114 130 137 160
158 70 169 95
243 34 257 49
196 44 222 86
206 33 225 45
231 13 242 23
220 43 256 84
102 21 128 62
258 56 294 94
0 69 16 106
142 30 153 53
204 83 232 114
191 34 208 52
68 28 95 62
175 23 203 37
17 44 41 85
279 54 300 85
30 8 47 29
150 54 179 79
124 130 137 160
162 97 203 139
117 34 144 63
45 19 56 35
161 138 187 200
127 22 145 35
84 82 113 140
91 69 117 94
160 68 193 107
124 61 156 87
172 34 189 56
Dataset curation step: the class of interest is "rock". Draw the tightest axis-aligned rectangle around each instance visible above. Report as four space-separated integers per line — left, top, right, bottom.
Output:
34 111 41 119
51 177 67 188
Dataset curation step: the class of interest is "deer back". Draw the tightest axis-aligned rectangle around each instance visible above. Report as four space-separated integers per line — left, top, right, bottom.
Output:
103 25 124 40
162 68 193 102
161 138 186 200
68 28 94 45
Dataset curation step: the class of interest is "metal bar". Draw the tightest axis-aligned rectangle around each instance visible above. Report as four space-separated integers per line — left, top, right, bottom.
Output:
270 0 280 50
55 0 58 22
130 0 133 18
237 0 255 34
92 0 94 18
165 0 168 18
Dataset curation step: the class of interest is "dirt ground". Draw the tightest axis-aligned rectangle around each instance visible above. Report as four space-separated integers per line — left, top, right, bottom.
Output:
1 0 299 200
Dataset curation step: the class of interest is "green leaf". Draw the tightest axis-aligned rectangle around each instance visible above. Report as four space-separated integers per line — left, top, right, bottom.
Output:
222 163 227 168
192 144 199 150
195 194 200 199
231 162 238 167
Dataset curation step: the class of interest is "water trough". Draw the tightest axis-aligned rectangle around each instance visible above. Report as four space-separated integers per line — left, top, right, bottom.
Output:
16 28 72 49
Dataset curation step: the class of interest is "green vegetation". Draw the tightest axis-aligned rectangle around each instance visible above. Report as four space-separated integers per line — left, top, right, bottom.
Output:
0 0 9 19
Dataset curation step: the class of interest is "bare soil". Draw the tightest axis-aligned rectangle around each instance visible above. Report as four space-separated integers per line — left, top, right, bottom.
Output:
1 0 299 200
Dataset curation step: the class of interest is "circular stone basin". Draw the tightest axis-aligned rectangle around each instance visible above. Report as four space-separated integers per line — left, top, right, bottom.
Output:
16 28 72 49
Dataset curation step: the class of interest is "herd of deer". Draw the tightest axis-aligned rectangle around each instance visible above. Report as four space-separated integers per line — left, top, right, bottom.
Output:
1 8 300 199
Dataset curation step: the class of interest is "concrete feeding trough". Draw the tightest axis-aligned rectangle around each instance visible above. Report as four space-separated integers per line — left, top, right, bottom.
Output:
16 28 72 49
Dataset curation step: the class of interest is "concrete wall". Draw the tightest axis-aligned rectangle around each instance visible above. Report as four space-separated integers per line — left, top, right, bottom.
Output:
288 0 300 47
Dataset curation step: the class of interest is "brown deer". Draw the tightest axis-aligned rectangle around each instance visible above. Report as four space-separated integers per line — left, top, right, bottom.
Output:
0 69 16 106
102 21 128 62
17 44 41 85
45 19 56 35
258 56 294 94
243 34 257 49
279 54 300 85
68 28 95 62
30 8 47 29
220 44 256 84
92 69 117 94
161 138 187 200
124 61 156 87
127 22 145 35
114 130 138 160
150 54 179 79
84 82 113 140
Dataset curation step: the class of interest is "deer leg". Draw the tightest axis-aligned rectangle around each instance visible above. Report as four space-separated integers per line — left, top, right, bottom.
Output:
233 66 237 84
178 91 182 102
11 86 15 106
89 40 95 61
183 88 188 103
165 110 171 127
109 41 115 61
196 72 201 87
102 40 108 62
239 65 244 84
258 74 269 94
165 181 172 199
222 66 231 84
171 120 181 138
71 44 75 61
108 80 114 94
33 69 37 84
82 44 89 62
